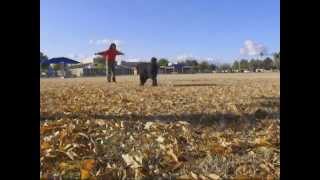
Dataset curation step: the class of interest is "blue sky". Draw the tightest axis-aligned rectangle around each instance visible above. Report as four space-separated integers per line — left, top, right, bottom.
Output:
41 0 279 63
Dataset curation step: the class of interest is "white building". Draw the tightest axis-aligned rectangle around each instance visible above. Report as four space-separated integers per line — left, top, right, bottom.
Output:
69 63 93 77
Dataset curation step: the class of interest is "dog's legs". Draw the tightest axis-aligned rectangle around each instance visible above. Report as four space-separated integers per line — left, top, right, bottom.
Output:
140 76 147 86
152 77 157 86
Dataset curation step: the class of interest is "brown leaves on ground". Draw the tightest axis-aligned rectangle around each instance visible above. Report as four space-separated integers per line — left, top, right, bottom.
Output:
177 172 221 180
80 159 96 179
40 74 280 179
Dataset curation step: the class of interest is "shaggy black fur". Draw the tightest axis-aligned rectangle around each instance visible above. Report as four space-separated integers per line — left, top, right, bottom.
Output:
137 57 159 86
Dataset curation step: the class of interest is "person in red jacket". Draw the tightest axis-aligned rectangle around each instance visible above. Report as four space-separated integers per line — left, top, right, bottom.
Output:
95 43 124 82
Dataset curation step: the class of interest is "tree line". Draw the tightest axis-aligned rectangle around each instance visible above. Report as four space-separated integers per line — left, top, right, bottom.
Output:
40 52 72 71
157 51 280 72
40 51 280 73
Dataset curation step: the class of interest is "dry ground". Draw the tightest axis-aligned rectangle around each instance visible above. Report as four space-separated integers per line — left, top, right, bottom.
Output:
40 73 280 179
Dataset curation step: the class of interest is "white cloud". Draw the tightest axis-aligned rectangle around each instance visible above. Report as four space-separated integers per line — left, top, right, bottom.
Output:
240 40 267 56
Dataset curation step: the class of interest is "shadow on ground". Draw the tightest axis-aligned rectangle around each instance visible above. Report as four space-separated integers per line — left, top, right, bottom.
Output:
40 96 279 128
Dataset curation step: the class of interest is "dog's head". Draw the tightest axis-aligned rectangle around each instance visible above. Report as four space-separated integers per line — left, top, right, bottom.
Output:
151 57 157 64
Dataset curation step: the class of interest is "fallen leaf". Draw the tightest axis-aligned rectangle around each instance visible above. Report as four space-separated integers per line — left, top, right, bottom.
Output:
122 154 141 168
156 136 165 143
129 135 135 142
144 122 154 130
82 159 96 171
199 174 208 180
207 173 220 180
254 137 272 147
59 162 79 171
259 163 270 173
181 126 188 133
171 161 183 171
133 155 143 165
61 151 75 160
167 149 179 162
177 121 190 126
95 119 105 126
54 131 60 137
80 159 96 180
190 171 198 179
80 169 91 180
77 133 89 140
41 142 51 150
63 144 73 151
233 175 252 180
177 174 191 180
211 144 227 155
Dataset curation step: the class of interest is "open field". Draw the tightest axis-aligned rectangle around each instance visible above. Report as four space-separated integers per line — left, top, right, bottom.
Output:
40 73 280 179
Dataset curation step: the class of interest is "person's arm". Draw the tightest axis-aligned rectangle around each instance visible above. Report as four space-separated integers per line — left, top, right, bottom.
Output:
95 50 107 55
116 50 124 55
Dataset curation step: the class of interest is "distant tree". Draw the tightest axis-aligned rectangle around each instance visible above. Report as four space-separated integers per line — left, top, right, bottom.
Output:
96 64 105 69
93 56 106 69
183 59 199 72
199 61 210 72
259 52 264 60
210 64 217 71
52 64 61 71
192 65 199 72
263 57 274 70
40 51 49 70
185 59 198 66
254 59 263 69
158 58 169 67
240 59 249 70
249 59 259 72
40 51 48 62
220 63 232 72
232 61 240 71
273 52 280 70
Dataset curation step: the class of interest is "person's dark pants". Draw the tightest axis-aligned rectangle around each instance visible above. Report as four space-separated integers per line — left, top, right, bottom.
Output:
107 61 116 82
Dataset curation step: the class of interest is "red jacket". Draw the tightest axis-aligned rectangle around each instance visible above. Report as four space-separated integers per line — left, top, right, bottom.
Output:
99 49 123 62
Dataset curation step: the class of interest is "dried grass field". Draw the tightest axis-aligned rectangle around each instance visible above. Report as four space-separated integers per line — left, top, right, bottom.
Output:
40 73 280 179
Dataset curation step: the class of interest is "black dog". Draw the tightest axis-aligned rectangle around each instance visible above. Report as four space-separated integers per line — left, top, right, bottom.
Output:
136 57 159 86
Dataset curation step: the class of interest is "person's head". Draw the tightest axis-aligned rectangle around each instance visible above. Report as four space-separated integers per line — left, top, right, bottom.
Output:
151 57 157 63
109 43 116 50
